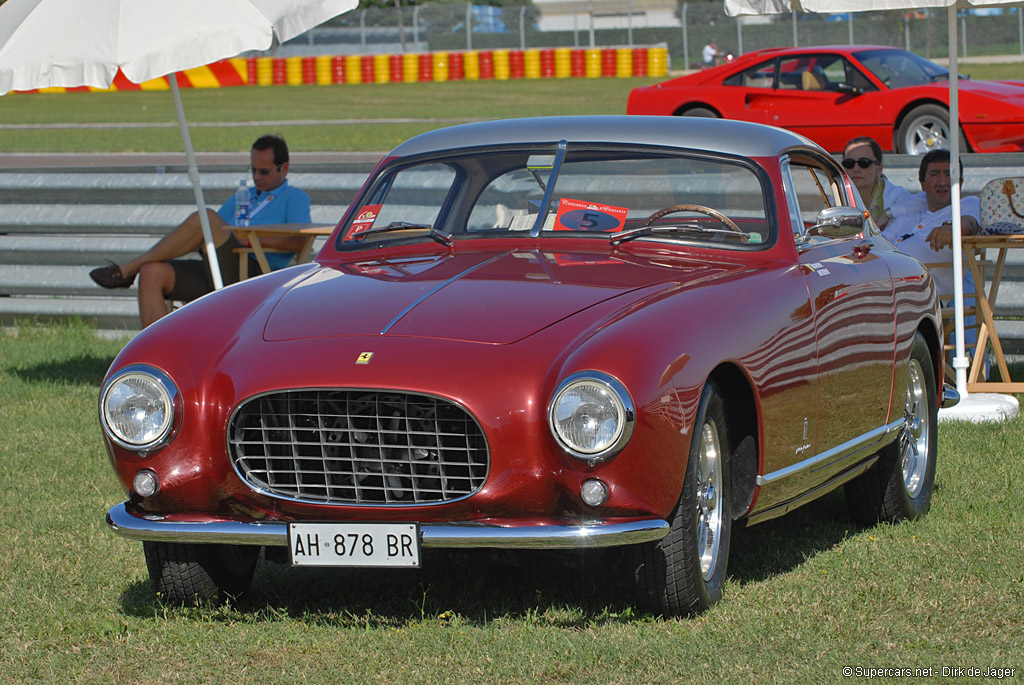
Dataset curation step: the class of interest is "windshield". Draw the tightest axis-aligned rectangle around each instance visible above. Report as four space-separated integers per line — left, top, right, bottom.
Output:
854 49 949 88
339 145 771 250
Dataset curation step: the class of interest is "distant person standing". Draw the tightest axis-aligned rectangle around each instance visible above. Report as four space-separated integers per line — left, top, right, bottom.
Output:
702 40 721 68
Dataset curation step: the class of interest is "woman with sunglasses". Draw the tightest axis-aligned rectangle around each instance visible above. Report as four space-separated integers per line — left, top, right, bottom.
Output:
842 137 923 229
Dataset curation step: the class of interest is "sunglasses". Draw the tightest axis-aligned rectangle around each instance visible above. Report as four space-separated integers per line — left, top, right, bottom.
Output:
251 164 283 176
842 157 878 170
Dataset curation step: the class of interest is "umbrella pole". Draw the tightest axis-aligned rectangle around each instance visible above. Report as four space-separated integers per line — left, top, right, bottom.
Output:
169 74 224 290
948 5 968 395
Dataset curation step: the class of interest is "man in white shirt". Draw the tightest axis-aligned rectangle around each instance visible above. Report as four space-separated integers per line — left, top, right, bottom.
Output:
702 40 721 68
882 149 980 299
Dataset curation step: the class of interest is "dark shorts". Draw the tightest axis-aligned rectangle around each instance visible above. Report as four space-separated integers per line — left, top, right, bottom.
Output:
166 234 259 302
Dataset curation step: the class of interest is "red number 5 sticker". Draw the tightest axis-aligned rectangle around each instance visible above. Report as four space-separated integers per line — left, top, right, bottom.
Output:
553 198 628 232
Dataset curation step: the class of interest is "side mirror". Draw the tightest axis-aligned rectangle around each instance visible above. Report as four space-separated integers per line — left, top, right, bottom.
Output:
809 206 865 239
835 83 860 95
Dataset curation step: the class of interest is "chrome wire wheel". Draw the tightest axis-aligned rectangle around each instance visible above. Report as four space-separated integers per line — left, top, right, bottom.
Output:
903 115 949 155
901 358 930 498
845 332 937 524
631 380 732 616
696 420 723 581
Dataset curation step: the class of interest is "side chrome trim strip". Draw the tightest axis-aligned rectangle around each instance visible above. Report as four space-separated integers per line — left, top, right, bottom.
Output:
745 456 879 527
756 420 902 488
106 503 669 550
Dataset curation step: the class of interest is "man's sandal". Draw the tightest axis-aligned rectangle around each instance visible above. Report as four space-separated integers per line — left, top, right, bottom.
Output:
89 261 136 289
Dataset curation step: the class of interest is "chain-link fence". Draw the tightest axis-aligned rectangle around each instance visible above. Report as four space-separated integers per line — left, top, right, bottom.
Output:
275 3 1024 71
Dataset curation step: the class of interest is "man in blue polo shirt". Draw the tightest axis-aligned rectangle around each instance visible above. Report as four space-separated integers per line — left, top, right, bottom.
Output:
89 134 311 327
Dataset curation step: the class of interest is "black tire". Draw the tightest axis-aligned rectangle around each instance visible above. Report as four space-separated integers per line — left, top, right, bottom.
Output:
679 106 719 118
143 541 260 605
846 332 937 524
631 380 731 616
895 104 969 155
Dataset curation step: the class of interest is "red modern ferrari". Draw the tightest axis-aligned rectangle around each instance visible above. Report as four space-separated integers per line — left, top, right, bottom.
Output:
627 45 1024 155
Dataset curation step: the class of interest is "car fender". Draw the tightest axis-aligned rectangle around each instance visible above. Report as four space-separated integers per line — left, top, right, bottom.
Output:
538 261 803 520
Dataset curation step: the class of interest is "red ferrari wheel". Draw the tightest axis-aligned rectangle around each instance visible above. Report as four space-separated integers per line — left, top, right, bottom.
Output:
896 104 969 155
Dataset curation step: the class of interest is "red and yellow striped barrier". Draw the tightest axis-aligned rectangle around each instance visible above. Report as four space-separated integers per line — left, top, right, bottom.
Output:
15 46 668 94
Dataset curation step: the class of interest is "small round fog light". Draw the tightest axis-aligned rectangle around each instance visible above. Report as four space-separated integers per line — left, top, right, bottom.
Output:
133 470 160 498
581 478 609 507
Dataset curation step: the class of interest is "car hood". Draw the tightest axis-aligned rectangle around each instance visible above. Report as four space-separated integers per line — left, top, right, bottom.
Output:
263 249 722 344
958 78 1024 97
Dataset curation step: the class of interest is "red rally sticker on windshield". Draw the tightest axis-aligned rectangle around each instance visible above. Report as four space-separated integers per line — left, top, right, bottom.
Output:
345 204 382 239
553 198 628 232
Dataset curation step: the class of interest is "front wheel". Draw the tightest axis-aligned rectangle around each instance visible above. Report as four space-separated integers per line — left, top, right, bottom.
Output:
631 380 731 616
143 541 260 605
846 332 937 524
896 104 969 155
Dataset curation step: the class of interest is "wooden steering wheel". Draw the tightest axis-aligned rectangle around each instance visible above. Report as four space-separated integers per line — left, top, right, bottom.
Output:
640 203 743 234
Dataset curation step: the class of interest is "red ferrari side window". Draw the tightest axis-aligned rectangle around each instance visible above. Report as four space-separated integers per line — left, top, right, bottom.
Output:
724 60 775 89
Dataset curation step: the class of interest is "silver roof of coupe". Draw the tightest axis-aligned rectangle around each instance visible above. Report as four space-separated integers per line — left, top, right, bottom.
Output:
388 115 821 159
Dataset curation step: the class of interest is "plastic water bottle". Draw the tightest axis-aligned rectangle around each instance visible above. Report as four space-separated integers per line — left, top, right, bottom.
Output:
234 179 250 227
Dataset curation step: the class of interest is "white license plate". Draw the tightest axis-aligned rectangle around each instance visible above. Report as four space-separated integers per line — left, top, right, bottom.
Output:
288 522 420 567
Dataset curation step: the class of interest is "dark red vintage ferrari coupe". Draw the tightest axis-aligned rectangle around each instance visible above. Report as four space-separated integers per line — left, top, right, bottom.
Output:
627 45 1024 155
101 116 958 616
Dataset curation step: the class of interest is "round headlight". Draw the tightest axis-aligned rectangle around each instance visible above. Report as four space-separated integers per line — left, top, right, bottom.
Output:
549 372 634 461
101 367 178 451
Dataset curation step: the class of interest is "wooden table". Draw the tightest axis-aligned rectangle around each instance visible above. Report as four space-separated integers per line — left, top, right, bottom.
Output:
232 223 334 279
961 234 1024 393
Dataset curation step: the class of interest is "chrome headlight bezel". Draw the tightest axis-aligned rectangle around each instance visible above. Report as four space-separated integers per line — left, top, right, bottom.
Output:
548 371 635 463
99 364 181 454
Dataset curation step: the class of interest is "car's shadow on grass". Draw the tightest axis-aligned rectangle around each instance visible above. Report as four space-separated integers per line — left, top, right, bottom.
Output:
118 488 886 625
728 488 861 584
119 546 643 627
11 353 114 386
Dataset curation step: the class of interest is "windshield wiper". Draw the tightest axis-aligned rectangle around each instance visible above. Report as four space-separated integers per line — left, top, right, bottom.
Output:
354 221 454 246
610 223 748 246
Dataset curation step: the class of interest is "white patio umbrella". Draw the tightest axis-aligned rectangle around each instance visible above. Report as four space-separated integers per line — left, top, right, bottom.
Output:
0 0 357 289
725 0 1022 413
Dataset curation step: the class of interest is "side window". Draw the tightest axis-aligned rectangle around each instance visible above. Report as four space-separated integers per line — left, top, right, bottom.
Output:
778 56 810 90
724 59 775 89
847 64 876 92
820 58 846 86
824 56 877 93
784 159 846 234
779 54 855 92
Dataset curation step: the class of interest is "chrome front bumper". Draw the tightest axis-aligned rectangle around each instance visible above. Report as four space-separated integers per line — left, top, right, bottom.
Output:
106 502 670 550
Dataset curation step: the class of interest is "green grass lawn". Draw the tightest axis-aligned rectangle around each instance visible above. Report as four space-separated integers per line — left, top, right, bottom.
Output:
1 321 1023 683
